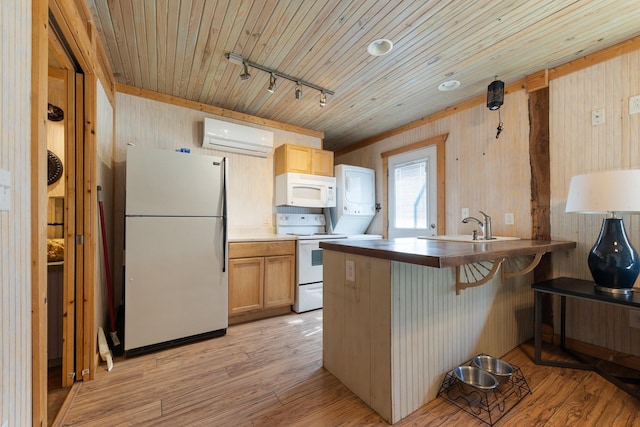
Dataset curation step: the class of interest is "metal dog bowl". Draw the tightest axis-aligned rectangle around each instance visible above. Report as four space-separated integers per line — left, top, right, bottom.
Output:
472 355 514 384
452 366 498 391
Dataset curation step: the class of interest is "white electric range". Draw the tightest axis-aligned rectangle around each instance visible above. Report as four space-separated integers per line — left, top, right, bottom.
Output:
276 214 346 312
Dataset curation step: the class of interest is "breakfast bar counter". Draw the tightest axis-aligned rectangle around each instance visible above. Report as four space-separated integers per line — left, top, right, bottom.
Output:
319 237 575 424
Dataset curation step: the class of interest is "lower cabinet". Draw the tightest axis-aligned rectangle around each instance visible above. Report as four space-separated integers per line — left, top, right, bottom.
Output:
228 240 295 323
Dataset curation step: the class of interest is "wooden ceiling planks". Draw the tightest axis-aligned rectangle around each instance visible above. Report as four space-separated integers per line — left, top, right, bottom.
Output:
85 0 640 151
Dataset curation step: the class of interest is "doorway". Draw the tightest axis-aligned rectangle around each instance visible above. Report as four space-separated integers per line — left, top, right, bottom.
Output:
387 145 438 238
381 134 448 238
44 15 87 425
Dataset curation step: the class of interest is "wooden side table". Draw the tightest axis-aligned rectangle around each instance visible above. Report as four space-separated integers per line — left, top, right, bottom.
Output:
532 276 640 399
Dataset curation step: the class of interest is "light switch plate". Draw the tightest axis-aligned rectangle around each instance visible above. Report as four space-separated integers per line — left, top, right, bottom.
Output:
629 309 640 329
0 168 10 212
345 259 355 282
504 212 514 225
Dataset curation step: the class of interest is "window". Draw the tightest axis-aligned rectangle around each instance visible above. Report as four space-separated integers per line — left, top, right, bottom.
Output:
388 145 437 238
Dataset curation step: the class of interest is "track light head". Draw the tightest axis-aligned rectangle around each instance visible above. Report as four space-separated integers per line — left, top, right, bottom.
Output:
240 62 251 81
295 83 302 100
268 73 277 93
319 91 327 108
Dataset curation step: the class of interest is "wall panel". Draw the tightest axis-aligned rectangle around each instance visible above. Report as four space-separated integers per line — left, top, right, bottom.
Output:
336 89 532 240
550 51 640 356
112 92 322 305
1 0 33 425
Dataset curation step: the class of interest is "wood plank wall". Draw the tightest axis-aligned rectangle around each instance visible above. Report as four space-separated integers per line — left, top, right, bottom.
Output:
336 89 533 240
550 50 640 356
94 79 114 336
390 262 533 421
1 0 34 425
336 50 640 361
111 92 322 306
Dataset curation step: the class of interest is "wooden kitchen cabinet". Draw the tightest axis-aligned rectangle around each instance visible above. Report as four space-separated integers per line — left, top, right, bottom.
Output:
228 240 295 324
274 143 334 177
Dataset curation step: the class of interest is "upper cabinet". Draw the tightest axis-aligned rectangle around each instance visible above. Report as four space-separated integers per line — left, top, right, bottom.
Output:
275 143 334 176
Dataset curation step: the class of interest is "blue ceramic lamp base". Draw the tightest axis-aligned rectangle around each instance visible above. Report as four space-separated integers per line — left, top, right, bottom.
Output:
588 218 639 295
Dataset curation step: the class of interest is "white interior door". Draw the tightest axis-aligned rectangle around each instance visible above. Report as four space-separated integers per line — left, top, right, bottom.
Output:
388 146 437 238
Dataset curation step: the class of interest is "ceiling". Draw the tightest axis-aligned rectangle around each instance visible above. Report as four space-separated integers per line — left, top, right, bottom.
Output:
85 0 640 152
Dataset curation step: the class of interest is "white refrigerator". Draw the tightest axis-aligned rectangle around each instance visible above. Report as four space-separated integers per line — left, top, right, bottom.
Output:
124 146 228 355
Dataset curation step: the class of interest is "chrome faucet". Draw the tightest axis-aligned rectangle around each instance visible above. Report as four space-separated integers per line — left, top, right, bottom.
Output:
461 210 493 240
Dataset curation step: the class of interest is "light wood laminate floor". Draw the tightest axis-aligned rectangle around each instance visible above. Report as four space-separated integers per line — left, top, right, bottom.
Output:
60 310 640 426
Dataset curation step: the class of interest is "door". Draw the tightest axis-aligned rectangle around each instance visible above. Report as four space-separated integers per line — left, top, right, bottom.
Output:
343 167 375 206
124 216 227 351
264 255 295 308
125 146 225 217
296 240 324 284
228 257 264 314
388 146 438 238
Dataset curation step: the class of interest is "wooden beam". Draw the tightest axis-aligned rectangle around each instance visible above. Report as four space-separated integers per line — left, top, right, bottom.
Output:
527 69 549 92
528 87 554 334
31 0 49 425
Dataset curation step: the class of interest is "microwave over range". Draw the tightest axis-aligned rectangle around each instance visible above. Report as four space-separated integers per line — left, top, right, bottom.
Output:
275 172 337 208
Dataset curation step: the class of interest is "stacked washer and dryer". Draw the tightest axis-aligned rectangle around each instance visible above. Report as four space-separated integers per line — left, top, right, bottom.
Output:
328 164 382 240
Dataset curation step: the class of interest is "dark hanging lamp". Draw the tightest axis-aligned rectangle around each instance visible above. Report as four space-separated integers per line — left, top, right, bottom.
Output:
486 79 504 110
487 77 504 138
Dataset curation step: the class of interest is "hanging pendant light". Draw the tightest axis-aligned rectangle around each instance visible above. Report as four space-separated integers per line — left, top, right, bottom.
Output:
319 91 327 108
486 78 504 110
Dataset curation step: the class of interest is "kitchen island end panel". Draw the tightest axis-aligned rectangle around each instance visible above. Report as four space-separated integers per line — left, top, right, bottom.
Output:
322 250 534 424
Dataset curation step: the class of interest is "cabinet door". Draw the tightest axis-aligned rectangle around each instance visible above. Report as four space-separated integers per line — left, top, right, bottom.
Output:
228 257 264 315
263 255 295 308
275 144 311 175
311 149 334 176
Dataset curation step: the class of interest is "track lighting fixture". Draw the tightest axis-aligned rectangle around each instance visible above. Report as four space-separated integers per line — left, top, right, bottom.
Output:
295 83 303 100
225 52 334 106
240 62 251 81
267 73 277 93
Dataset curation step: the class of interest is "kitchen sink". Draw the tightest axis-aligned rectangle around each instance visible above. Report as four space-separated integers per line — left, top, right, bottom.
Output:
417 235 520 242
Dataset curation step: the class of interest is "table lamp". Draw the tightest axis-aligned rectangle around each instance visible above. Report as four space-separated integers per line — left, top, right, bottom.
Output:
565 169 640 294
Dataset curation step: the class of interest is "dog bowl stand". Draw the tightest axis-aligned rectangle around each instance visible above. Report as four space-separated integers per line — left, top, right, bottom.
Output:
437 356 531 426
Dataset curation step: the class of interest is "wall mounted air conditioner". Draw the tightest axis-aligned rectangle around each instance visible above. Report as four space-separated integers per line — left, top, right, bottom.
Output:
202 117 274 157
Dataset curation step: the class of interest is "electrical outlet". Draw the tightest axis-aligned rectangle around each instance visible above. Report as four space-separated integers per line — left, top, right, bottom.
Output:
345 260 355 282
592 109 605 126
630 95 640 115
629 309 640 329
461 207 469 220
263 214 271 225
504 212 514 225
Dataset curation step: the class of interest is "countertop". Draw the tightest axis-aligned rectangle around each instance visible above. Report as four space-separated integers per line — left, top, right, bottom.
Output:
320 237 576 268
228 231 297 243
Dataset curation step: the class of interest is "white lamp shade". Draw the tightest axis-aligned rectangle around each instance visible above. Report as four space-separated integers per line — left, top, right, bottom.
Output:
565 169 640 213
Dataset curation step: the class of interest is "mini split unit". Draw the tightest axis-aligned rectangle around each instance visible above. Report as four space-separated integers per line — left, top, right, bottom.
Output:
202 117 274 157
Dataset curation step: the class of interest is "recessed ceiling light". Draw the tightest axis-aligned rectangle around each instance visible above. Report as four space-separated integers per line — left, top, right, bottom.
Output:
367 39 393 56
438 80 461 91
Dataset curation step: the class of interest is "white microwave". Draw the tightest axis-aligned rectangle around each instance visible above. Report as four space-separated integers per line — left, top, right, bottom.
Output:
275 172 337 208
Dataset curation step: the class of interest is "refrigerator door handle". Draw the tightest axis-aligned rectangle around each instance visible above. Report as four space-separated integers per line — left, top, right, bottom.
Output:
222 157 227 273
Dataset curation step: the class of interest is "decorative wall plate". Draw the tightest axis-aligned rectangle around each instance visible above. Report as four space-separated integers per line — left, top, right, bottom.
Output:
48 103 64 121
48 150 64 185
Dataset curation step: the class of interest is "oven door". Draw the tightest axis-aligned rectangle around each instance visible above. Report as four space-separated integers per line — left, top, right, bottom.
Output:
297 239 324 284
